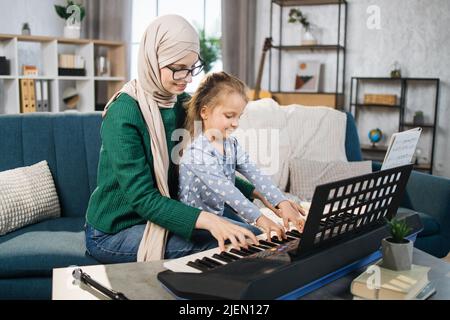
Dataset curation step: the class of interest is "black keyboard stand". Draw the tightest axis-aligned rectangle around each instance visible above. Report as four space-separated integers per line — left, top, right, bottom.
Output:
158 164 422 299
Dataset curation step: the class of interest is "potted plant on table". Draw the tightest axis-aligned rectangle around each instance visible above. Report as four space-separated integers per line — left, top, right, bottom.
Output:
288 8 317 45
55 1 86 39
382 218 413 271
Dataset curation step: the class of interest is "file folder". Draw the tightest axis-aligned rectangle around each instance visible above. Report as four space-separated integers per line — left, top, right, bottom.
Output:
35 80 43 112
42 80 49 112
19 79 30 113
28 79 36 112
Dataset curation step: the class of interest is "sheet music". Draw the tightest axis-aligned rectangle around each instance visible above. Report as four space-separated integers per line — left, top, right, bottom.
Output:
381 127 422 170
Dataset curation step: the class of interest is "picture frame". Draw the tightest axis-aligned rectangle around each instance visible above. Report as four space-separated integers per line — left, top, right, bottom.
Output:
294 60 321 92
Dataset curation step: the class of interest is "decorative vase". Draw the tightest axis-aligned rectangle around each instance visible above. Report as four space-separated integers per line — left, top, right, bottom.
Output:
22 23 31 36
381 237 413 271
301 27 317 45
64 23 81 39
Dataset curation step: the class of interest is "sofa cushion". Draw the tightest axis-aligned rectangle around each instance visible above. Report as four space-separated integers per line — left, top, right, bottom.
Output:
288 159 372 201
397 207 440 237
0 161 60 235
234 98 291 190
0 217 98 278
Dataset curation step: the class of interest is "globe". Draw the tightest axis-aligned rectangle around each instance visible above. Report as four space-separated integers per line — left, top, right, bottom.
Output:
368 128 383 145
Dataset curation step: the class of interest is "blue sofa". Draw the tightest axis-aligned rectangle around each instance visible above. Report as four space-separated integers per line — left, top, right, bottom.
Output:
0 111 449 300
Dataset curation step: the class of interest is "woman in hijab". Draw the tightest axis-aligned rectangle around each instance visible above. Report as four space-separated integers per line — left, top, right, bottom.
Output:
84 15 259 264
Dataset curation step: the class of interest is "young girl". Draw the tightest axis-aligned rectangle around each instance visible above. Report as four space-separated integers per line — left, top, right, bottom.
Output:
179 72 305 242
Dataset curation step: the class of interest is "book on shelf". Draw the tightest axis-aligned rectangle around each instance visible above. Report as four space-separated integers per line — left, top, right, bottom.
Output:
351 262 431 300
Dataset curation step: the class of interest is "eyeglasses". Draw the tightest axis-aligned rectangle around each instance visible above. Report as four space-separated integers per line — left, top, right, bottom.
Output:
165 58 204 80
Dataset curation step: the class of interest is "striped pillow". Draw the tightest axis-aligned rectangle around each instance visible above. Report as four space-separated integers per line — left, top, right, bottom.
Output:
289 159 372 201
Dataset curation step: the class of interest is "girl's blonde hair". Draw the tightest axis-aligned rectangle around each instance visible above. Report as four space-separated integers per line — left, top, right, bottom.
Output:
184 71 248 138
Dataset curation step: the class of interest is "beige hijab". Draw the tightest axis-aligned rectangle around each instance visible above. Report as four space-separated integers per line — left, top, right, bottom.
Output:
102 15 200 261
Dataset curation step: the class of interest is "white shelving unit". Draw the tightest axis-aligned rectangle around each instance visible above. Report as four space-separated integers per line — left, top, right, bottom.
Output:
0 34 126 114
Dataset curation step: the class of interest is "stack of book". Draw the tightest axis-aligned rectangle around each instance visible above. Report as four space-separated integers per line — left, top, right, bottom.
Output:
58 54 86 76
351 262 436 300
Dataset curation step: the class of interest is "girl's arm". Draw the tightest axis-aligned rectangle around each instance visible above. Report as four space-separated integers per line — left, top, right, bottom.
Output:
181 146 263 224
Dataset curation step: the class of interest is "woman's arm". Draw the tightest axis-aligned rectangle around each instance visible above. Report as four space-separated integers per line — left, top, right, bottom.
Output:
102 101 200 240
235 176 256 200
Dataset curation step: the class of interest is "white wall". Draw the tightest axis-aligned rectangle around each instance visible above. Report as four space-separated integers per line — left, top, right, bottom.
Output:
0 0 67 37
255 0 450 178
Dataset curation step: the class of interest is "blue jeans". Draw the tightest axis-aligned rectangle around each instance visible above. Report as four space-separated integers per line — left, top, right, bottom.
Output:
85 206 262 264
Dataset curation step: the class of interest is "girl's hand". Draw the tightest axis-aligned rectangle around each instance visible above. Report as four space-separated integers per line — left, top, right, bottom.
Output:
253 190 281 217
277 200 306 233
195 211 259 252
255 214 286 241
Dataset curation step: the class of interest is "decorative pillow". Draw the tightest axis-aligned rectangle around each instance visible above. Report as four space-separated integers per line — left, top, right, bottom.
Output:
233 98 291 191
289 159 372 201
0 161 61 235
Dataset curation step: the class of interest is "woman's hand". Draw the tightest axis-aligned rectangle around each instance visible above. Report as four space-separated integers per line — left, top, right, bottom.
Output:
276 200 306 233
255 214 286 241
195 211 259 252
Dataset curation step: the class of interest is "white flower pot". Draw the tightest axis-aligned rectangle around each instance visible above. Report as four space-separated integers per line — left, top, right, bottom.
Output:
64 24 81 39
301 28 317 45
381 237 413 271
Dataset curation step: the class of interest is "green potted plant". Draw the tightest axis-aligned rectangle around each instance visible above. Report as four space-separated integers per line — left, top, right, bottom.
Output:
198 29 221 74
382 218 413 271
288 8 317 45
55 1 86 39
413 111 424 125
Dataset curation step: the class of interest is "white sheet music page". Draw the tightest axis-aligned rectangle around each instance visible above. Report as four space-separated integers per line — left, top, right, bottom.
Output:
381 127 422 170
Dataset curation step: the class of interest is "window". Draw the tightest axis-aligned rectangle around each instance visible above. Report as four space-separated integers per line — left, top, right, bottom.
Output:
131 0 222 93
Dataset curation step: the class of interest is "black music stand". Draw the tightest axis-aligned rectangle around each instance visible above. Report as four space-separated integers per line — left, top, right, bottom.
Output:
295 163 414 257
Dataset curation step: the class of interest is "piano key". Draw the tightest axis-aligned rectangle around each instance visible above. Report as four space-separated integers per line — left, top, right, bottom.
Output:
286 236 297 241
290 229 302 236
259 240 278 248
249 245 265 251
230 248 251 257
195 259 215 269
187 261 209 272
212 253 233 263
270 237 284 245
271 236 289 244
203 257 223 267
253 244 272 250
240 248 254 255
222 251 241 261
241 247 258 254
286 231 301 239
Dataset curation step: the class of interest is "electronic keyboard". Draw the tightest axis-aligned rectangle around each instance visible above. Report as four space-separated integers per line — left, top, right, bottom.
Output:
158 165 421 299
